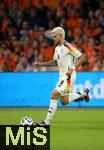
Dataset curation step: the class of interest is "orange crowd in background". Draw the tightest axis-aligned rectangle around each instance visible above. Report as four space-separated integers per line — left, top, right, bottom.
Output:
0 0 104 72
6 0 81 9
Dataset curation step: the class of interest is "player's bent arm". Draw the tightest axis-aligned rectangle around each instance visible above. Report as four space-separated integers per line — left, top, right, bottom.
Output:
75 54 86 69
40 59 57 67
34 59 57 67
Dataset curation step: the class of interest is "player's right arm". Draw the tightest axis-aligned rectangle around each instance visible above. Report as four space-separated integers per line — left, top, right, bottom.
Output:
34 59 57 67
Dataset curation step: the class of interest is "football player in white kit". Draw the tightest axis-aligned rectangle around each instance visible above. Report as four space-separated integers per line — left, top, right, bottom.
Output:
34 27 89 126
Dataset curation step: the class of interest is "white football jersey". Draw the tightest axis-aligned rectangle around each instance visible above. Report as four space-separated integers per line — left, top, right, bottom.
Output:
53 41 82 79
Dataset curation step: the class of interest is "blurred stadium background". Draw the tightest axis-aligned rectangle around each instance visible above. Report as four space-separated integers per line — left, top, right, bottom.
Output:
0 0 104 150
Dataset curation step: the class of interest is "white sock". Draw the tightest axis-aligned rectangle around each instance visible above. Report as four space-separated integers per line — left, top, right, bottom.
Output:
44 100 57 125
69 92 86 103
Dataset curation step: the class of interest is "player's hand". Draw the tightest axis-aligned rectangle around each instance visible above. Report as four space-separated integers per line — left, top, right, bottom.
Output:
34 61 43 67
66 68 74 77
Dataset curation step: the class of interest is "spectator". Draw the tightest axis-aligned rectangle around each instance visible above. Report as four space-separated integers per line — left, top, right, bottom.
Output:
84 18 102 38
15 56 32 72
9 0 21 20
27 8 41 29
92 58 104 71
67 8 81 33
2 48 16 71
37 0 49 28
27 48 42 65
15 10 24 31
40 39 54 61
81 38 95 58
44 10 55 29
82 62 90 71
89 48 99 70
44 20 55 40
76 48 89 71
4 19 17 40
32 40 40 50
20 21 31 36
55 8 66 25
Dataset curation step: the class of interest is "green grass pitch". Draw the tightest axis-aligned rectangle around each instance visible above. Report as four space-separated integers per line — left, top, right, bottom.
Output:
0 107 104 150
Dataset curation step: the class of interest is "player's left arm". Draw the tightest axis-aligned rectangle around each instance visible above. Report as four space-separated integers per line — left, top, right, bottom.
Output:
67 44 86 68
75 54 86 69
66 53 85 77
66 44 86 76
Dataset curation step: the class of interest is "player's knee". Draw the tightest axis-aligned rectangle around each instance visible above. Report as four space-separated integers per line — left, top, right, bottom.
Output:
51 91 60 100
60 96 69 105
61 100 68 105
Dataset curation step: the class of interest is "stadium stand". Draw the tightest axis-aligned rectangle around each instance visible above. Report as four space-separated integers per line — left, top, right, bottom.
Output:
0 0 104 72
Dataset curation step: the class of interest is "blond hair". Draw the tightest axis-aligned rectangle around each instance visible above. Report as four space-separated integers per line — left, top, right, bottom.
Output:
51 27 65 38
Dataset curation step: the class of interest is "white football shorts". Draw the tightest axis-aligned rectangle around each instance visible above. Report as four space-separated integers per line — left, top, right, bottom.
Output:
55 71 76 96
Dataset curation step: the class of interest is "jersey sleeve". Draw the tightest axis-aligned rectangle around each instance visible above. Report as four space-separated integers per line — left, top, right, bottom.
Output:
65 43 82 58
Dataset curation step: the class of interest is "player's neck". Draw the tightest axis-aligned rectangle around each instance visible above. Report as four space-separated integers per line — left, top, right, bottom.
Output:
59 39 65 45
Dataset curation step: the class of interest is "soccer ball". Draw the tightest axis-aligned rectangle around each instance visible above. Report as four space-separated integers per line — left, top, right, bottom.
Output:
20 116 33 126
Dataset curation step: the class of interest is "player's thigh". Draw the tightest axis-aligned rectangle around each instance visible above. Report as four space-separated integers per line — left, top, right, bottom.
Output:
55 72 76 96
55 79 67 96
51 89 60 100
59 80 75 105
